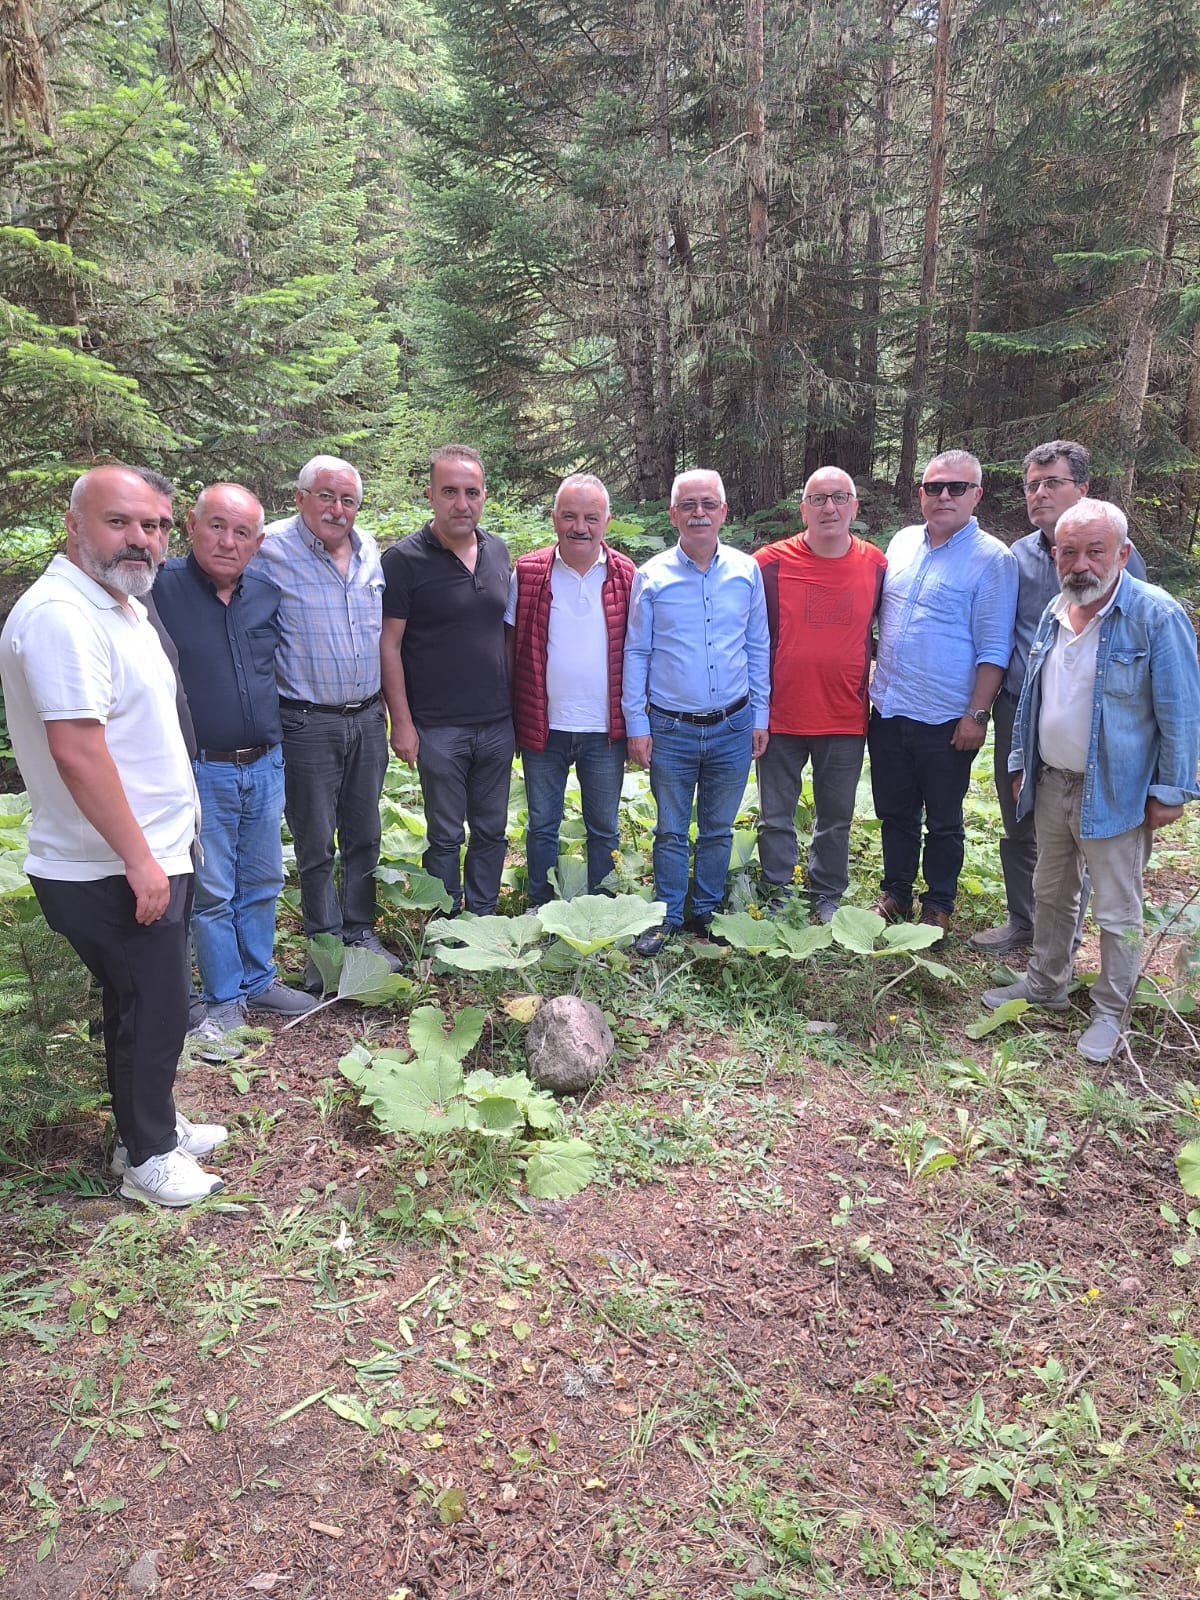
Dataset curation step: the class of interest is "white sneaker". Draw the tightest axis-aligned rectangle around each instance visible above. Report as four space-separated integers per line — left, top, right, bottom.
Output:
111 1111 228 1176
120 1146 223 1207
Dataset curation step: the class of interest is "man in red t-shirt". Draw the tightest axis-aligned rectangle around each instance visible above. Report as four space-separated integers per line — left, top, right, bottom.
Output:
754 468 886 920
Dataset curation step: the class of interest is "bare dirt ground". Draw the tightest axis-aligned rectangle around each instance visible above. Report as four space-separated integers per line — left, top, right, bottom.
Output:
1 903 1199 1600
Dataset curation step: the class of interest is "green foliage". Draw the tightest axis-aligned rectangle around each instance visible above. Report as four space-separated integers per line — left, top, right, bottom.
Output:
339 1004 596 1197
304 935 414 1006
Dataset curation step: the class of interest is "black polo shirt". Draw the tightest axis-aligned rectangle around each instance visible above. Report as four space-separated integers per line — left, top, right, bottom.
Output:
152 554 283 752
381 522 511 726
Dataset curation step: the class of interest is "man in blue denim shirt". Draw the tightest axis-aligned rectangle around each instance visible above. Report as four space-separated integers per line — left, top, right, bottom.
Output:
983 499 1200 1062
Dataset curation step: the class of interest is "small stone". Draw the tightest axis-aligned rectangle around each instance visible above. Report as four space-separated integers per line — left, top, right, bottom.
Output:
126 1551 164 1595
1116 1275 1144 1299
525 996 614 1095
804 1020 838 1036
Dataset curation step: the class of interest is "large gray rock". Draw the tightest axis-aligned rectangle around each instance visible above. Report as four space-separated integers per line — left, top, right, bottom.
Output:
525 996 613 1095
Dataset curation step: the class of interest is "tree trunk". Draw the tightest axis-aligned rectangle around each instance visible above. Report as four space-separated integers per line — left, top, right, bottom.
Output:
743 0 783 512
857 0 895 483
895 0 953 509
962 16 1006 435
1108 74 1189 507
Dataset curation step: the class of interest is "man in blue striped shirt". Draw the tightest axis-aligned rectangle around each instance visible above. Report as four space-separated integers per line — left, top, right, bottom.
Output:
869 450 1018 933
255 456 400 988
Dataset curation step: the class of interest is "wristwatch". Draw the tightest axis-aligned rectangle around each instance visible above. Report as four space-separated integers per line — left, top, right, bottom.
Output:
969 707 990 727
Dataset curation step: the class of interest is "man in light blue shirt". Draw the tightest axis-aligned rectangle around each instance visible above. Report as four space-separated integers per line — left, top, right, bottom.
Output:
255 455 400 988
869 449 1018 931
983 499 1200 1062
622 469 770 955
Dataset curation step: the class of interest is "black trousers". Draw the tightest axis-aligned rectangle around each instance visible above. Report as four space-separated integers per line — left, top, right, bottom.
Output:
31 873 191 1166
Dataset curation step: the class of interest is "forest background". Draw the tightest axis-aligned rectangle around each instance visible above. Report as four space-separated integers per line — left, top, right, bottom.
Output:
5 0 1200 551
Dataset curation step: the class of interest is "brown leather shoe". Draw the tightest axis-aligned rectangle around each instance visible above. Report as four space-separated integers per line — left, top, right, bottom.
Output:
919 905 951 933
872 892 912 923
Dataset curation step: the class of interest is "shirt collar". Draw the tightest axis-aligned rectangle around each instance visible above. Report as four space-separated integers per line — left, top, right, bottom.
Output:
923 516 978 548
185 550 242 597
296 513 362 563
50 552 146 617
552 544 607 576
672 538 722 572
1050 575 1122 630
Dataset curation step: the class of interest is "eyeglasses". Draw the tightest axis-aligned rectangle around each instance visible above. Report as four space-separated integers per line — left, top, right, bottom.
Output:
804 490 853 507
306 490 360 510
1023 475 1075 494
919 481 977 498
675 497 723 513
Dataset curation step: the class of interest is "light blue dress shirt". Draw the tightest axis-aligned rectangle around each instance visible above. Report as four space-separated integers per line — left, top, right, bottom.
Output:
621 541 771 738
870 517 1018 724
253 513 385 703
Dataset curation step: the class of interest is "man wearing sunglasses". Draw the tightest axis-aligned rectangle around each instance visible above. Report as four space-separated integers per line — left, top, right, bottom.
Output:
971 440 1146 955
754 467 886 921
869 450 1018 931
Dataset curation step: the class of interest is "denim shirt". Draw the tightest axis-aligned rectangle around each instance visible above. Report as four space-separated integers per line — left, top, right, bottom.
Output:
1011 572 1200 838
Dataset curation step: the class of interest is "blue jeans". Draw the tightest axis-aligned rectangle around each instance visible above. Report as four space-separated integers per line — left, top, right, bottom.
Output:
280 701 389 942
521 732 627 903
193 748 286 1005
648 702 754 925
868 712 976 914
417 718 516 914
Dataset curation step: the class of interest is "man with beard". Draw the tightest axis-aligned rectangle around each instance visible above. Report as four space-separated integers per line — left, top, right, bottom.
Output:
982 499 1200 1062
0 466 225 1205
622 468 770 955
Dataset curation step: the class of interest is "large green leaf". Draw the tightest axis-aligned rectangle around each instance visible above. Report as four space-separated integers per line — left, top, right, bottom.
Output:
463 1069 563 1132
708 912 782 954
345 1051 469 1136
425 914 545 970
1177 1140 1200 1199
548 856 589 901
774 923 834 959
535 894 664 955
524 1138 597 1198
964 999 1030 1038
337 945 414 1006
409 1004 485 1066
307 933 345 995
831 905 886 954
878 923 944 953
375 864 453 912
0 853 31 898
912 955 962 983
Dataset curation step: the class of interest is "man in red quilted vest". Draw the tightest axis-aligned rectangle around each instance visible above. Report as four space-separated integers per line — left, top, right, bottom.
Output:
506 474 635 906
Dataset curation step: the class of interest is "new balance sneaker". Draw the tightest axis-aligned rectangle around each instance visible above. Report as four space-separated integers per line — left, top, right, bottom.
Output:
969 919 1034 954
207 999 248 1032
247 979 318 1017
185 1016 243 1063
110 1111 229 1177
345 932 404 973
119 1147 223 1207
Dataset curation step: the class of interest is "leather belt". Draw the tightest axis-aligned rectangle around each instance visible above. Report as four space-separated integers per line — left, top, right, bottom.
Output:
648 695 749 727
279 692 381 715
200 744 271 765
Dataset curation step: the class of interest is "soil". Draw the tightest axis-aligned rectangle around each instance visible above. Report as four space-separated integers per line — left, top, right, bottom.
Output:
1 905 1198 1599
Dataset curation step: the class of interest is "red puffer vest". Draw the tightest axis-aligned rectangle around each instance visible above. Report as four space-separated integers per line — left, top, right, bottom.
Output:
510 544 635 752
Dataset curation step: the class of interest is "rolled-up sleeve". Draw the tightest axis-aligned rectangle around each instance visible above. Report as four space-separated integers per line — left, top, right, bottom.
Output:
971 549 1019 668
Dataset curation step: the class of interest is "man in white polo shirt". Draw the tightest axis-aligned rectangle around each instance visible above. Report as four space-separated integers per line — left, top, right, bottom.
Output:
507 473 635 904
0 465 226 1206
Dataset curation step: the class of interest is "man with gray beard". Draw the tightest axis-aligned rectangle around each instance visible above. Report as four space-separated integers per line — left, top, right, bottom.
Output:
981 499 1200 1063
0 466 226 1206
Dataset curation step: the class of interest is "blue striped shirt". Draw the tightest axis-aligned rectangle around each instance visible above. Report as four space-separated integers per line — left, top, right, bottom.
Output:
253 513 385 702
870 518 1018 724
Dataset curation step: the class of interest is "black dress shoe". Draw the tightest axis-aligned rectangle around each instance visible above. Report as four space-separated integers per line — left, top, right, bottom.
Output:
687 916 729 947
633 923 678 957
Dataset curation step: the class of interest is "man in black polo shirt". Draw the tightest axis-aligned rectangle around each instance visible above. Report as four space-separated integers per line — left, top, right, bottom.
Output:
380 444 514 914
154 483 316 1028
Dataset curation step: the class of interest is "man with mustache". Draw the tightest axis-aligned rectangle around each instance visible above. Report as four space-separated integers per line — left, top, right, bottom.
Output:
256 455 400 988
754 467 886 922
622 468 770 956
506 473 635 906
982 499 1200 1062
0 466 225 1205
153 484 316 1028
381 444 514 915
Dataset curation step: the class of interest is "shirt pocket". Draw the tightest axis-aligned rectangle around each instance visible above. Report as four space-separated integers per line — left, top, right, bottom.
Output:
1104 648 1147 698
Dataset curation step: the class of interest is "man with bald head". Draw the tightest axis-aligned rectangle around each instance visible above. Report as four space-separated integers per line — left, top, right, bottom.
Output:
0 466 225 1206
256 455 398 986
153 484 314 1027
507 473 635 904
983 498 1200 1062
622 468 770 955
753 468 886 921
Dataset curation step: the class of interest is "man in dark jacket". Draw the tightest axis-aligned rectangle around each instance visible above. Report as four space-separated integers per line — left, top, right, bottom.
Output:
506 474 635 905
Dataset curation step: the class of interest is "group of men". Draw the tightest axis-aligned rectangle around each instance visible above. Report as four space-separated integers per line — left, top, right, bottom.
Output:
1 436 1197 1208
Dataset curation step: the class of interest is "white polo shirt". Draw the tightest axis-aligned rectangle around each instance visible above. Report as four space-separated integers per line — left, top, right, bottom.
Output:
506 549 611 733
1037 586 1119 775
0 555 197 880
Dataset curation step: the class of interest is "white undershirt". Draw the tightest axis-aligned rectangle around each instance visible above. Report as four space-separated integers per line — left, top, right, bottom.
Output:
1037 587 1117 774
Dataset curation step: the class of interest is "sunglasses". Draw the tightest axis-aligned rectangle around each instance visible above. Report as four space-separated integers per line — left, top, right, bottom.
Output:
919 480 977 498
